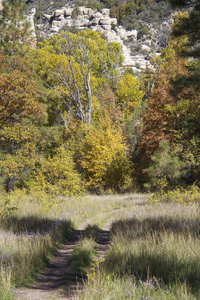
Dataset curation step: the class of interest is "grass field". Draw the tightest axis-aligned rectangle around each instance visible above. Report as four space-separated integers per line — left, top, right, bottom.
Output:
0 191 199 299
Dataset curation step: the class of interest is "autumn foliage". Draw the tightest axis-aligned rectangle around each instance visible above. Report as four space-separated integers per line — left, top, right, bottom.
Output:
140 43 200 186
0 0 200 197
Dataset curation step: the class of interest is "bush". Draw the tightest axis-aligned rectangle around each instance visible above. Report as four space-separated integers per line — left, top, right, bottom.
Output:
35 145 83 197
73 117 133 193
148 185 200 205
144 140 182 191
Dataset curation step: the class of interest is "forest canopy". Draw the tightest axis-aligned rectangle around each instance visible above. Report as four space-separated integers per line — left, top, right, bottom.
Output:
0 0 200 197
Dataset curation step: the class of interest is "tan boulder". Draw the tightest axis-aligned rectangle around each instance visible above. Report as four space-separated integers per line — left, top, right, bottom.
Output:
99 18 111 25
63 8 73 16
101 8 110 17
79 6 93 16
89 17 100 26
110 18 117 25
101 24 111 31
0 0 3 10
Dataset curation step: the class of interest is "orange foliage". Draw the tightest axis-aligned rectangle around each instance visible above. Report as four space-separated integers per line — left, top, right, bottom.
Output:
141 52 194 159
0 54 46 188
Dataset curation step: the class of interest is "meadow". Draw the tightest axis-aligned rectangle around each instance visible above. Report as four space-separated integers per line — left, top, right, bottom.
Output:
0 190 200 299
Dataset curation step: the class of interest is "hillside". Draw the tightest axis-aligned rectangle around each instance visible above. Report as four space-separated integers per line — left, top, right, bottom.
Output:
29 0 173 45
27 0 175 72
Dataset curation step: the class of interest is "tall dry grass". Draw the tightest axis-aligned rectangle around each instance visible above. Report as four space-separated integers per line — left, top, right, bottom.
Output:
0 191 143 299
1 190 199 299
76 200 200 300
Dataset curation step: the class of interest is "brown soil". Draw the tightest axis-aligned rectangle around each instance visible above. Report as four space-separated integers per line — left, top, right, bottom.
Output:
15 220 112 300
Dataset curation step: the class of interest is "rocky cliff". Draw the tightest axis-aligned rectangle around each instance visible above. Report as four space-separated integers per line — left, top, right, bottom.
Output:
36 5 161 73
1 0 173 73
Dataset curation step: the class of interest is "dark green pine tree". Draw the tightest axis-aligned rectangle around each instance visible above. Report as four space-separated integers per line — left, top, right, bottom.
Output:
0 0 31 55
170 0 200 58
170 0 200 89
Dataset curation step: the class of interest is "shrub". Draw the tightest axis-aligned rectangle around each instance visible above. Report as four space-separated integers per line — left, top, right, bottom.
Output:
73 117 133 193
148 184 200 205
35 145 83 197
144 140 182 191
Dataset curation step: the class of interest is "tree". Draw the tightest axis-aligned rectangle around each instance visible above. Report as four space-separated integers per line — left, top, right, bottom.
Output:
140 43 200 185
111 2 127 24
0 0 31 55
71 4 81 19
170 0 200 58
0 53 46 192
169 2 200 90
60 81 133 193
37 30 123 124
117 72 144 118
145 140 182 190
70 114 132 192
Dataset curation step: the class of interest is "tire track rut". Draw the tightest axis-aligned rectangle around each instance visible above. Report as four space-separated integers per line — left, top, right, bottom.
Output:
15 219 113 300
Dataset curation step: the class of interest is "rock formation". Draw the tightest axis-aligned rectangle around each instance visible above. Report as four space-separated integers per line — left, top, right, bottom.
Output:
37 5 153 71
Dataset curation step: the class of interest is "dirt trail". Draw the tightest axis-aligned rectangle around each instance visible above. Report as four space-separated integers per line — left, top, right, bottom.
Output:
15 219 113 300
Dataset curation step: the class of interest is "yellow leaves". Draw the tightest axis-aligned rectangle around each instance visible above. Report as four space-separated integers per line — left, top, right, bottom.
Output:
172 12 189 32
37 30 124 123
35 146 82 196
148 185 200 205
0 122 40 176
74 117 132 191
117 73 144 117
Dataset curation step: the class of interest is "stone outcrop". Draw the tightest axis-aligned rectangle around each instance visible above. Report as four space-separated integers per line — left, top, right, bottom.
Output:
42 6 118 34
36 5 163 73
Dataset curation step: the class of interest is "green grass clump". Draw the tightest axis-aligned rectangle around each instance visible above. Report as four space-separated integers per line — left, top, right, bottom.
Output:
104 231 200 287
69 238 97 274
82 224 101 242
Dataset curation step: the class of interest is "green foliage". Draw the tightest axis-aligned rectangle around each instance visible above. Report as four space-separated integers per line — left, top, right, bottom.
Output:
170 0 200 58
68 238 97 274
101 0 118 8
87 0 102 11
110 0 173 38
83 224 101 242
145 140 182 190
0 0 31 55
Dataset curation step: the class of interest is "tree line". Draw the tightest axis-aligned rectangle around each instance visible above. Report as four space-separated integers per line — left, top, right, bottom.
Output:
0 0 199 195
